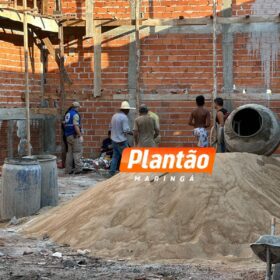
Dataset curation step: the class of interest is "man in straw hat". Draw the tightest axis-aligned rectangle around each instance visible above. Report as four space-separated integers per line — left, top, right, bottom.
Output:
134 104 159 147
109 101 135 176
64 101 84 174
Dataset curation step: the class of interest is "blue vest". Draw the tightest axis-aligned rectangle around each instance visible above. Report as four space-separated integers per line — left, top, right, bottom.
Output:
64 109 81 137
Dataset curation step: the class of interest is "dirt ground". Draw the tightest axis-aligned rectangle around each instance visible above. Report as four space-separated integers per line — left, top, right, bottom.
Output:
0 171 267 280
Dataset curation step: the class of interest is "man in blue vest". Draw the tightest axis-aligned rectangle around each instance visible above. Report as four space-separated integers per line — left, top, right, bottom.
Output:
64 101 83 174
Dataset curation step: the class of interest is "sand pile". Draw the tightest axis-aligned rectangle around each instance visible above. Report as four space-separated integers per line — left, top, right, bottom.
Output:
23 153 280 261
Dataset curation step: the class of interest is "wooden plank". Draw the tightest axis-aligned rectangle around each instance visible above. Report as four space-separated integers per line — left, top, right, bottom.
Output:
85 0 94 37
93 20 101 97
212 0 218 122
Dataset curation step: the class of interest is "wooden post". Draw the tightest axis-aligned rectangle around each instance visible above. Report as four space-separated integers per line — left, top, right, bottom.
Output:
40 46 46 105
212 0 218 122
33 0 37 11
23 0 31 156
93 20 102 97
42 0 48 15
7 120 14 158
59 25 65 114
135 0 141 111
14 0 17 9
85 0 94 37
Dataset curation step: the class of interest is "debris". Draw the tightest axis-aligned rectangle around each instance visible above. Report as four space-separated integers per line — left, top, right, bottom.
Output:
23 250 34 255
77 249 91 256
63 259 76 268
77 259 87 265
42 234 49 240
52 252 62 258
9 216 19 226
0 252 4 257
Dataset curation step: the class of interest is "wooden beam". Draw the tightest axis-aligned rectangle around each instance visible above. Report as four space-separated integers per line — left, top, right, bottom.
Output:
59 24 65 113
85 0 94 37
42 0 48 15
23 0 31 156
33 0 38 11
41 36 56 57
93 20 102 97
40 46 46 104
0 8 58 32
135 0 141 110
40 35 72 85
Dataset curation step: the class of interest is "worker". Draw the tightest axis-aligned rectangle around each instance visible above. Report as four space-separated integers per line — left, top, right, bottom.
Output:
214 97 230 153
134 104 159 147
148 109 161 146
109 101 135 176
61 106 73 168
100 130 113 158
188 95 210 147
64 101 83 174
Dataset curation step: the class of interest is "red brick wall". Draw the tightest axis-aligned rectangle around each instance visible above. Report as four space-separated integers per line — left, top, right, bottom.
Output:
60 0 223 19
141 33 223 94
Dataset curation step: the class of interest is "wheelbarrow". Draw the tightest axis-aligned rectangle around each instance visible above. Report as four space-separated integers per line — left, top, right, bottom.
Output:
251 218 280 280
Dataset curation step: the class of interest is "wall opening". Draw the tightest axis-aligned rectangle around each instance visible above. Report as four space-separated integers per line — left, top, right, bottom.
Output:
232 108 262 137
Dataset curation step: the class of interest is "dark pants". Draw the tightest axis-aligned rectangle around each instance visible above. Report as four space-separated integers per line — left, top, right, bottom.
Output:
109 140 129 176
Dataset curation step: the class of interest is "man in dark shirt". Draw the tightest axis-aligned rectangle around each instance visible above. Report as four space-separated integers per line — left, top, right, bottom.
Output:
188 95 211 147
214 97 229 152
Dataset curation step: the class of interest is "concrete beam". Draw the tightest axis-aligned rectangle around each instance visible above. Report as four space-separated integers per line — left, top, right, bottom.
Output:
102 22 279 38
113 93 280 101
0 108 59 120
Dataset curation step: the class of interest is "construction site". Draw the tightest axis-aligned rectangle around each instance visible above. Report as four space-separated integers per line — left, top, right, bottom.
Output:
0 0 280 279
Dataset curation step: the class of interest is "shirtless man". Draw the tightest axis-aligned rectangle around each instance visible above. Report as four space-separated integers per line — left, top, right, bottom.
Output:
188 95 210 147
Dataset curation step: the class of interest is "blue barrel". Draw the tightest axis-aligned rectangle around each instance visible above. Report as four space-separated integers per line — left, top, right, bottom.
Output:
0 158 41 220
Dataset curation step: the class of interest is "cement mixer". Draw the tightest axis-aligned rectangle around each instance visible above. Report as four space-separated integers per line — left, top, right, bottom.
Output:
215 104 280 155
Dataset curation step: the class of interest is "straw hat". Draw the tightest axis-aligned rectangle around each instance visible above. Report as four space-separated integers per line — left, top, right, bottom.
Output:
72 101 81 108
120 101 135 110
